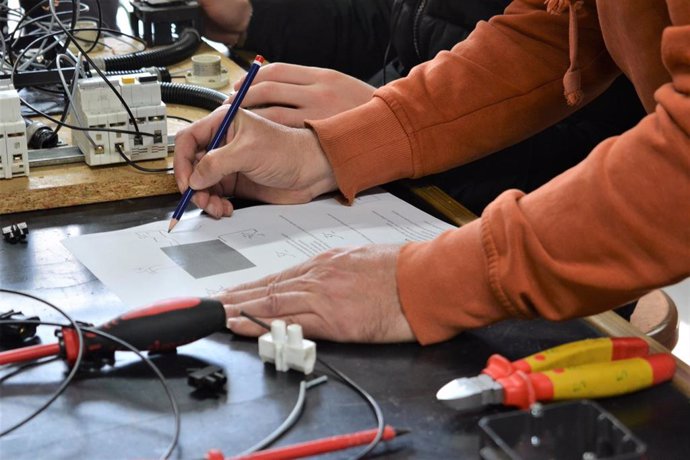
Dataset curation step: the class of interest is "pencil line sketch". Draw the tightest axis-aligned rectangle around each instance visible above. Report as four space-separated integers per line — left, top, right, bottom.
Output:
219 228 266 243
63 191 455 306
134 230 183 246
135 264 171 274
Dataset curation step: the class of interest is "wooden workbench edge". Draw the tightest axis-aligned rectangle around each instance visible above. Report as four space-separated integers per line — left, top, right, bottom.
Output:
0 160 178 214
586 311 690 396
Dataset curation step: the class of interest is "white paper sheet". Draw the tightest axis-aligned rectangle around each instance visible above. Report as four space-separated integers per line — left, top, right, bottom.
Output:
63 191 454 306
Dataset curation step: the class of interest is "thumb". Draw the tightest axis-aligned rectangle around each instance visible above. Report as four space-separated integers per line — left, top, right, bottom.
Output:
188 148 228 190
188 111 246 190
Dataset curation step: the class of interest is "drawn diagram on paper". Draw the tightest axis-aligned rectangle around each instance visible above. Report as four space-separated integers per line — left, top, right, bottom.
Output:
161 240 256 279
62 191 455 306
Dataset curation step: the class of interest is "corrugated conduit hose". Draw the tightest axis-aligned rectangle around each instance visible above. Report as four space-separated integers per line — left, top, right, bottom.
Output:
99 28 202 71
104 68 227 111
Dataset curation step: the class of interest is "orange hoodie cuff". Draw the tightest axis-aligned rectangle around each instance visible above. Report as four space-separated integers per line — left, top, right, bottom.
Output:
307 97 415 202
398 219 510 345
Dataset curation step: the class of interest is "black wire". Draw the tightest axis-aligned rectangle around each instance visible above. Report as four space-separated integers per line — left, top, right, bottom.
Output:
167 114 194 124
79 325 180 460
115 143 172 173
0 288 85 438
52 0 103 135
8 2 96 67
0 318 181 460
239 311 387 459
317 358 385 460
0 356 60 384
47 0 142 135
82 0 103 56
6 1 75 64
10 30 154 138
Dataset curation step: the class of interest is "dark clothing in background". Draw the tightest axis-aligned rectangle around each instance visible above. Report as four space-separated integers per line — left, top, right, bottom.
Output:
242 0 645 221
244 0 510 84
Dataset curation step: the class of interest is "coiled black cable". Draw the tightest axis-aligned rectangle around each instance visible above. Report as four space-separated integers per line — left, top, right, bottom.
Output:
160 82 226 112
101 28 201 71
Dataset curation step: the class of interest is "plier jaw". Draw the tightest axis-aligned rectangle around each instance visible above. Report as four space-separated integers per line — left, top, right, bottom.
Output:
436 374 503 411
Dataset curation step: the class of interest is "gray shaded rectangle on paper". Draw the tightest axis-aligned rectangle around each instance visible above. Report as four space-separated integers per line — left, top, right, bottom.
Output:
161 240 255 279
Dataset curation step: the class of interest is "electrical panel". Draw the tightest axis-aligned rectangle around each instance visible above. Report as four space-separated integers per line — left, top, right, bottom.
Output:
71 74 168 166
0 79 29 180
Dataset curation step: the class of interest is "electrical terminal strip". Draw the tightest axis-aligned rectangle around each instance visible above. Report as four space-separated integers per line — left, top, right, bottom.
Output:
70 73 168 166
259 320 316 375
0 78 29 179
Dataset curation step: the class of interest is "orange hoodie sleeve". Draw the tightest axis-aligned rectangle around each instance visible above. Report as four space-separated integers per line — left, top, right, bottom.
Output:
310 0 690 344
309 0 619 201
401 14 690 343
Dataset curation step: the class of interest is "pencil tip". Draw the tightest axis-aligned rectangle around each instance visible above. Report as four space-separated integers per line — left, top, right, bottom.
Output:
168 219 178 233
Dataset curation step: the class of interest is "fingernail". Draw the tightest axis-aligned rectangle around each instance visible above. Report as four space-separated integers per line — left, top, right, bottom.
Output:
188 172 201 190
223 200 234 216
226 318 240 330
206 203 218 217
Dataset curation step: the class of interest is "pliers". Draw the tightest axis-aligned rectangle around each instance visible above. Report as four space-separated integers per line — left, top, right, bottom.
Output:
436 337 676 411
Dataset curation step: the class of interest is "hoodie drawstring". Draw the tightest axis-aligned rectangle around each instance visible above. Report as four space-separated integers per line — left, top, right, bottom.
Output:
545 0 584 106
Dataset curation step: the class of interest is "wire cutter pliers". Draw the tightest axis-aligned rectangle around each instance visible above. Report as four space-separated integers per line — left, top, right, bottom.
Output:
436 337 676 411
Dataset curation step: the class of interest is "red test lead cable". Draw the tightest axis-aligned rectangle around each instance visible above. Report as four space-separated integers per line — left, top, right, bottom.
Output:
207 425 407 460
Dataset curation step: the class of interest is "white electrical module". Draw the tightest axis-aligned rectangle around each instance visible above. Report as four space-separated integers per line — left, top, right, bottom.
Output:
71 73 168 166
0 78 29 179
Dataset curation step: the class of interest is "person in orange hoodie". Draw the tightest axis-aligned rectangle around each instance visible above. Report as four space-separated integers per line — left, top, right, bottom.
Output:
174 0 690 344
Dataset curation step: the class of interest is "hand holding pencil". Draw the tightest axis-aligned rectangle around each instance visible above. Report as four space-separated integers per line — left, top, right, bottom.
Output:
169 55 265 232
171 58 338 230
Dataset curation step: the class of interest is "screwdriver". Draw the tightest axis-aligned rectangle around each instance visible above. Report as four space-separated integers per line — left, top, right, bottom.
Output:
0 297 226 367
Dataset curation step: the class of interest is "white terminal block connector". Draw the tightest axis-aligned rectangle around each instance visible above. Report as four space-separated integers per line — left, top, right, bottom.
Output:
0 79 29 180
259 320 316 375
70 73 167 166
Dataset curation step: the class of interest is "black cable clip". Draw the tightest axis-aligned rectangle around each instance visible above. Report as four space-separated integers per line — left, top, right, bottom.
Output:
0 309 39 346
2 222 29 244
187 365 227 393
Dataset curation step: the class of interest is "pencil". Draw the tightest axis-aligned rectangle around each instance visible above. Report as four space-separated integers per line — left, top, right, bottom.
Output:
168 55 265 232
221 425 407 460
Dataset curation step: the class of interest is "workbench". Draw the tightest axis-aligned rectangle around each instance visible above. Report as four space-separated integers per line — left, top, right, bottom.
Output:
1 191 689 459
1 32 689 460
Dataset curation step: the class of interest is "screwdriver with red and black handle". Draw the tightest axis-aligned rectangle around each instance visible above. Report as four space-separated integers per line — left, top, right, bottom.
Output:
0 298 226 367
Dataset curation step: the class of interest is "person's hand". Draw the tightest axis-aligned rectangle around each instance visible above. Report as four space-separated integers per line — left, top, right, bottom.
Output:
173 106 338 218
197 0 252 46
217 245 417 343
228 63 376 127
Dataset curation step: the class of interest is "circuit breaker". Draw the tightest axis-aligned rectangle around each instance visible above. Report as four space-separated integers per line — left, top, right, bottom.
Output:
71 74 168 166
0 78 29 180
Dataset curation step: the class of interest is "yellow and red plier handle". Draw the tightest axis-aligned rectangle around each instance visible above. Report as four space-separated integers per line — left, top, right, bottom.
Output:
483 337 675 409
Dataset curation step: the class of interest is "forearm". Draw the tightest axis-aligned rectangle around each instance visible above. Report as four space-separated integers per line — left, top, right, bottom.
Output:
311 0 619 201
400 21 690 344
